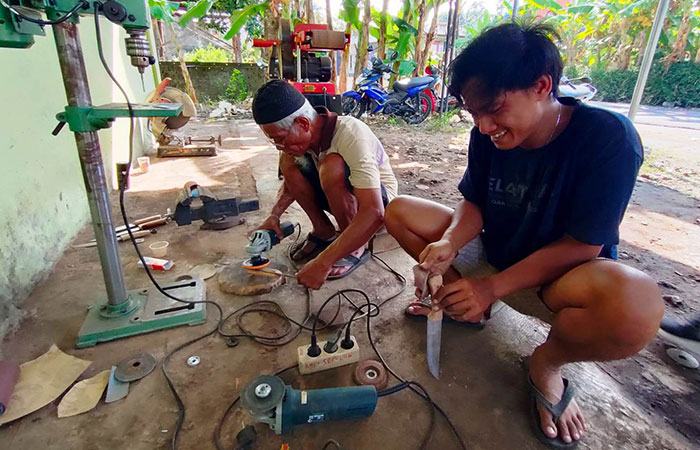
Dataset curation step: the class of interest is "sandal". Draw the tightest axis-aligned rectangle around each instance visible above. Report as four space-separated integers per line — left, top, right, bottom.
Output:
290 233 335 262
528 376 579 449
404 301 487 330
327 249 371 280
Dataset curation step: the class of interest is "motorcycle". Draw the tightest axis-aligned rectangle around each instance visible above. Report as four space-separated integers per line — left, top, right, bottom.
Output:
342 53 434 125
559 75 597 101
424 65 459 113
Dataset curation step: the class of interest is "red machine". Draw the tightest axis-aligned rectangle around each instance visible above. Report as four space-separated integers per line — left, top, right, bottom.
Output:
253 19 350 113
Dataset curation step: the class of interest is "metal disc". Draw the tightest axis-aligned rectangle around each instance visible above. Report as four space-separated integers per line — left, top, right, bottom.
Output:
666 347 699 369
240 375 285 415
354 360 388 390
114 352 157 382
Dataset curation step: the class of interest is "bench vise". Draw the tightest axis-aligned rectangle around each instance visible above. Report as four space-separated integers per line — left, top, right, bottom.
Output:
174 181 259 230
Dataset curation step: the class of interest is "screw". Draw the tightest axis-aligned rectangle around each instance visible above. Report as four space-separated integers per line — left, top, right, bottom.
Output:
254 383 272 399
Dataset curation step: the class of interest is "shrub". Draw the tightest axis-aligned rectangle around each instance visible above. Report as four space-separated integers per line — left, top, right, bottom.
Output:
591 62 700 107
184 45 232 63
225 69 249 102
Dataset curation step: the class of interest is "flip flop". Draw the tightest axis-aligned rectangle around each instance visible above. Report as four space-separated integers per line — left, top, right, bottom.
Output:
327 249 370 280
528 376 579 449
290 233 335 262
404 302 486 330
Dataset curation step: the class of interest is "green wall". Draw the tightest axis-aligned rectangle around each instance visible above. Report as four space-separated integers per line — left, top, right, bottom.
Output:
0 17 155 338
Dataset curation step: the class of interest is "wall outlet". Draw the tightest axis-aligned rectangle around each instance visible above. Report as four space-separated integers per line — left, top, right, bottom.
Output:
297 336 360 375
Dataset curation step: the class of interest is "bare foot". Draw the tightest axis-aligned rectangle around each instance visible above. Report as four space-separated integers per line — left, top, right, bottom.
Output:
529 347 587 444
328 248 365 277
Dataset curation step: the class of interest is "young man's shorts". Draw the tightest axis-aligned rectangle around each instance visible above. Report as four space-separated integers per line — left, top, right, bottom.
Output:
453 237 555 324
295 154 389 212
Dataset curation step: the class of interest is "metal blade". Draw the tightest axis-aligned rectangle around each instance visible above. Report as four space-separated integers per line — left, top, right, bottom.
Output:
105 366 129 403
427 310 442 379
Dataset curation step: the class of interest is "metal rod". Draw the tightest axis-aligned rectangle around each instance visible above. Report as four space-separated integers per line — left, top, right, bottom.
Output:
629 0 670 121
439 0 457 115
53 21 129 306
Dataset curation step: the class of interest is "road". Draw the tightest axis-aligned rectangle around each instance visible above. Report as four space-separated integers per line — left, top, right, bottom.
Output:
590 101 700 131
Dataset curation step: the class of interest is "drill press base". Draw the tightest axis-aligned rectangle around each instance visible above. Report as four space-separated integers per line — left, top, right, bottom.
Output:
76 278 207 348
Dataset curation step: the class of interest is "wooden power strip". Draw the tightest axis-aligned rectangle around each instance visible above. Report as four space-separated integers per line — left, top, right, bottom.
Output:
297 336 360 375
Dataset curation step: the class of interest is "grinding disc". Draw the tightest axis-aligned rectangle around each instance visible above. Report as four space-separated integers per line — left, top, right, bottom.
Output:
240 375 286 415
354 360 388 390
114 352 157 382
218 262 286 296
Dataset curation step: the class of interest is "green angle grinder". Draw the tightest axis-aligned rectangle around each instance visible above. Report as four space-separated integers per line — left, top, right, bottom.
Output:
242 221 296 269
240 375 377 434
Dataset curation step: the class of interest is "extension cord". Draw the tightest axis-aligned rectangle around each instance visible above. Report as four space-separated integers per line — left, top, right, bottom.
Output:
297 336 360 375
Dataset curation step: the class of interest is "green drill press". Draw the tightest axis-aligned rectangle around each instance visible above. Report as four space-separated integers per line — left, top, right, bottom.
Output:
0 0 207 347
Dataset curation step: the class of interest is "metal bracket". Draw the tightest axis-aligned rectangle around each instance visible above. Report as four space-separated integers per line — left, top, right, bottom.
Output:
54 102 183 134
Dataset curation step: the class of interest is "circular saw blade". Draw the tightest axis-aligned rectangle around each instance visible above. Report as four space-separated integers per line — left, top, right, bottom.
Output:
114 352 157 382
148 86 196 137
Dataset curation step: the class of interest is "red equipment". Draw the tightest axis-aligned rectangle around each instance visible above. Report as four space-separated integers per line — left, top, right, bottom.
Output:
254 19 350 113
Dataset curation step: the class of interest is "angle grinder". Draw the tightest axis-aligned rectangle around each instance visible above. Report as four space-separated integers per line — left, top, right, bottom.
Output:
240 375 377 434
242 221 296 269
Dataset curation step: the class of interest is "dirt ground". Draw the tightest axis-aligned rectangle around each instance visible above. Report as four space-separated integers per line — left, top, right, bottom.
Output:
369 114 700 445
1 111 698 450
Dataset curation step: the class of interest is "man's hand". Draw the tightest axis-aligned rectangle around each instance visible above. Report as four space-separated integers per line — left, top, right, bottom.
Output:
296 257 332 290
434 277 496 322
257 214 283 239
419 239 457 276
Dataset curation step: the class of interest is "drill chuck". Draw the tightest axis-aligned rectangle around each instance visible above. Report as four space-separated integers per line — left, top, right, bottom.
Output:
125 30 153 73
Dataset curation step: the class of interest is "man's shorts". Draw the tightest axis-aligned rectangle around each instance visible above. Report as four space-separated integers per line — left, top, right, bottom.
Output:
453 237 555 324
295 154 389 212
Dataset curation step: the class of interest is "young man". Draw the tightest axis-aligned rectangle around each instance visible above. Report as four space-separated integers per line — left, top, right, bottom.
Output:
252 80 398 290
385 23 663 448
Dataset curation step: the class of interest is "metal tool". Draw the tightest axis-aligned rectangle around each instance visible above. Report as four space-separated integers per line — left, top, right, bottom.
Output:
186 356 200 367
174 181 259 230
105 366 129 403
114 352 156 382
414 266 443 379
240 375 377 435
0 1 216 348
242 221 296 269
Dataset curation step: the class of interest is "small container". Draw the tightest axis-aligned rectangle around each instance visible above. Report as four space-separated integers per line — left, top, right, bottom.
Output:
149 241 169 258
137 156 151 173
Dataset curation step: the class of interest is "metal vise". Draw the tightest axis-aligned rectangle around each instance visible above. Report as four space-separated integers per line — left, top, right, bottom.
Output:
174 181 259 230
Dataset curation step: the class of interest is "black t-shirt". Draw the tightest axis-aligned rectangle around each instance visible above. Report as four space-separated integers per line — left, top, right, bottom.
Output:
458 98 643 271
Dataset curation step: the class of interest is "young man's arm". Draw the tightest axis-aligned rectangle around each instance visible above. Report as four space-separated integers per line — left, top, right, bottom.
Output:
434 236 601 321
419 199 483 274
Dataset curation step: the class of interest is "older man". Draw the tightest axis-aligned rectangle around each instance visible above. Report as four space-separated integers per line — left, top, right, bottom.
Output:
252 80 398 289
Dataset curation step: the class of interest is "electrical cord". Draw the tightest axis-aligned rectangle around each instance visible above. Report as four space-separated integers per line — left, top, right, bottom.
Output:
93 7 226 449
94 9 462 446
1 0 88 26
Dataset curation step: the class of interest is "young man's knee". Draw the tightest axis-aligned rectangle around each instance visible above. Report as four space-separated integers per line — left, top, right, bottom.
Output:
591 263 663 352
318 153 348 193
385 196 412 234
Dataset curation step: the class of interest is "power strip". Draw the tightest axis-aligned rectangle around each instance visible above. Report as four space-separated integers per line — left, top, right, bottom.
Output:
297 336 360 375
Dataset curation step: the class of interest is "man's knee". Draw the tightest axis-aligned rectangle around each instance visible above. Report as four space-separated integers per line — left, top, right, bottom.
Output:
318 153 348 193
588 261 663 353
385 196 413 234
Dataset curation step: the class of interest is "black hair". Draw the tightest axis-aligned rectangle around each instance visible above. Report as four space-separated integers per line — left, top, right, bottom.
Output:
448 21 563 108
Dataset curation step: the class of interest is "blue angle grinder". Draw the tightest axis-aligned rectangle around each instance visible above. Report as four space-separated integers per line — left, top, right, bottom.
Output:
242 221 296 269
240 375 377 434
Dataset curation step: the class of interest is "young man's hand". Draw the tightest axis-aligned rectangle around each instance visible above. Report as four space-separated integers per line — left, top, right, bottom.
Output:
419 239 458 275
257 214 283 239
433 277 496 322
296 257 331 290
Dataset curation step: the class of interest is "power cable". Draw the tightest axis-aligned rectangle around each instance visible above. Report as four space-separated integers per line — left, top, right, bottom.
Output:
0 0 87 26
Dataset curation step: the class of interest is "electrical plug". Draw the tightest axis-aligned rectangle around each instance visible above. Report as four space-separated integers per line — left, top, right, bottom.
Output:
323 329 343 354
307 335 322 357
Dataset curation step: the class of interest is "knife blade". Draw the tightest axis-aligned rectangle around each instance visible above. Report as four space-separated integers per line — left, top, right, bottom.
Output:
414 265 443 379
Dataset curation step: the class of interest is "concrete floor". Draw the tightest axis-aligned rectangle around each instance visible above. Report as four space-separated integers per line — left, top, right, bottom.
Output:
0 118 694 450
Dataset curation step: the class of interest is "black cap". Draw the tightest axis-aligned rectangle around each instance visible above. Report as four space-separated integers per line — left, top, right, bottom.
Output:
252 80 306 125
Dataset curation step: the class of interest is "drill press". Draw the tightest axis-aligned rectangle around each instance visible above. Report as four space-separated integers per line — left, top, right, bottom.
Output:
0 0 207 347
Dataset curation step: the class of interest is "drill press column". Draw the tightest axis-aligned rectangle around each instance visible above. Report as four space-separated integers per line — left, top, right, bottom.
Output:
53 19 129 307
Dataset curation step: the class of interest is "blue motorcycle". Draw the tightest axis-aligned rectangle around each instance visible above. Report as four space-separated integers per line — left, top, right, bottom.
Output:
342 54 435 125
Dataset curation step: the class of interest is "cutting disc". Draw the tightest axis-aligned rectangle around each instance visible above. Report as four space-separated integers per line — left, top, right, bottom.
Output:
354 360 388 390
240 375 286 415
114 352 157 382
148 87 196 137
